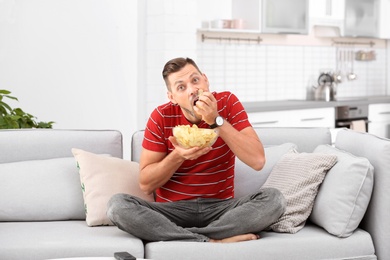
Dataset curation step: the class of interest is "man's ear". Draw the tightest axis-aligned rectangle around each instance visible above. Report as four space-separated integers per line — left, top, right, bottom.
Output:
167 91 177 104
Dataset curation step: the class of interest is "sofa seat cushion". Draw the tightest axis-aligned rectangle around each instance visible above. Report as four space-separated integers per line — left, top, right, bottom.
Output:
0 221 144 260
144 224 375 260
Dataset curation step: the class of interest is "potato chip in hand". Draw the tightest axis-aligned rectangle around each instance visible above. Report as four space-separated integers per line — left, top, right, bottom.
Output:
173 124 218 149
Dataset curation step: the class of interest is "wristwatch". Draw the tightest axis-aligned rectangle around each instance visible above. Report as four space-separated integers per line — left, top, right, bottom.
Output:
209 116 224 129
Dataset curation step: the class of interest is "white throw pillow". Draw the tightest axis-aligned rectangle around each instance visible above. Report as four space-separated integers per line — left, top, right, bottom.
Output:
234 143 297 198
263 151 337 233
311 144 374 237
72 148 154 226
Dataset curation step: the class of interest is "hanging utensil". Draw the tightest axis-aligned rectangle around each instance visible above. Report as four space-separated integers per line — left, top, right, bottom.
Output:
341 45 347 80
333 46 342 83
347 44 357 80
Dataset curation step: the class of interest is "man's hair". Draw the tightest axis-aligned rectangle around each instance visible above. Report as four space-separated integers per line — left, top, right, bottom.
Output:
162 57 202 90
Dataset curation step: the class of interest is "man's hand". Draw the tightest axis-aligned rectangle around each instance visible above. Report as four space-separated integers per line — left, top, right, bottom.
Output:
169 136 212 160
193 91 219 125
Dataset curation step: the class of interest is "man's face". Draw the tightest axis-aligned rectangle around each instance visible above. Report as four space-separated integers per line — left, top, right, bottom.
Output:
167 64 209 123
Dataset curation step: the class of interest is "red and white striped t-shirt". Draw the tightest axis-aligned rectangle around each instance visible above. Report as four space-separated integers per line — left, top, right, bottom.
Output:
142 91 251 202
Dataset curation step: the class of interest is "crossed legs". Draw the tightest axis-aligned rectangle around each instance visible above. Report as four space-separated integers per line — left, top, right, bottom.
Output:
107 187 285 243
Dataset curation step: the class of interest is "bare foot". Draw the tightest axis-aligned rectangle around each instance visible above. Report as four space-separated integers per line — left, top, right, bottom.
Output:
209 233 260 243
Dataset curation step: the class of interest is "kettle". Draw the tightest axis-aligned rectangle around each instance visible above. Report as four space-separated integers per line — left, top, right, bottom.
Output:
313 73 336 101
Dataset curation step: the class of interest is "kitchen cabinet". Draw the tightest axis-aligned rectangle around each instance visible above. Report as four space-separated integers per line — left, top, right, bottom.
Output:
369 104 390 138
344 0 390 39
377 0 390 39
248 107 335 128
309 0 345 35
232 0 309 34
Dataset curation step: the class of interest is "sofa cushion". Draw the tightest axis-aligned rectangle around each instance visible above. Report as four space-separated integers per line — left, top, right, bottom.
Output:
263 151 337 233
72 148 154 226
0 221 144 259
311 144 374 238
0 157 85 221
144 224 375 260
234 143 297 198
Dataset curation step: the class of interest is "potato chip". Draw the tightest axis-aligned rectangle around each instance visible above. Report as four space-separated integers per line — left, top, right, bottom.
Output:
173 124 218 149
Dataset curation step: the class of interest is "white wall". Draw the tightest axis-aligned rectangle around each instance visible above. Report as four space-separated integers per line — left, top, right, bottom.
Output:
196 0 231 22
0 0 140 158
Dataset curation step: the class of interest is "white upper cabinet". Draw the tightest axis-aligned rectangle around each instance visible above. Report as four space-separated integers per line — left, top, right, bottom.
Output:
309 0 390 39
262 0 308 34
232 0 309 34
344 0 390 39
377 0 390 38
309 0 345 35
344 0 379 38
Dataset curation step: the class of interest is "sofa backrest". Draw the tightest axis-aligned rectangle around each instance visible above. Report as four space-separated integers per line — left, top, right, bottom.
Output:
131 127 332 162
253 127 332 152
0 129 123 222
0 129 123 163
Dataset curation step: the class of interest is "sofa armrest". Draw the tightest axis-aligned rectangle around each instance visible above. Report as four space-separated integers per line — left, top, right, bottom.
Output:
335 129 390 260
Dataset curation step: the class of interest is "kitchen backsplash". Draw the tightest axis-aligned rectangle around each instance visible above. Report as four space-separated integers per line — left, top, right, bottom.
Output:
197 41 387 102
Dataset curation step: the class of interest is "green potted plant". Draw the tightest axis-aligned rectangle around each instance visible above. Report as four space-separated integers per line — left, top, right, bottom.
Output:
0 89 54 129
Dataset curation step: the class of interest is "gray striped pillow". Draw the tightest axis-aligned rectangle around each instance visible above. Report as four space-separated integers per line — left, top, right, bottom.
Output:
263 150 337 233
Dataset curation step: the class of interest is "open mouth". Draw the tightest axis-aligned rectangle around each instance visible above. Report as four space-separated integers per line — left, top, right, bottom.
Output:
193 97 199 106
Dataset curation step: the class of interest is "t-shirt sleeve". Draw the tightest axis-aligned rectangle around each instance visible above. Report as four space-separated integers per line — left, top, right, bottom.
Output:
142 108 168 153
225 92 251 132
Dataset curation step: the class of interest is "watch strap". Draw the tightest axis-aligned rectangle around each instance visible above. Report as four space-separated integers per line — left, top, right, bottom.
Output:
209 122 219 129
209 116 223 129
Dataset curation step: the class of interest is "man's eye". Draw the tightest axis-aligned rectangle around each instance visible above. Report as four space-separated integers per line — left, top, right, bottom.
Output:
193 78 199 83
178 85 185 91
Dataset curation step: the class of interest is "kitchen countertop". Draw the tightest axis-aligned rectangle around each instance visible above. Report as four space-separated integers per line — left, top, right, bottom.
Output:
242 96 390 113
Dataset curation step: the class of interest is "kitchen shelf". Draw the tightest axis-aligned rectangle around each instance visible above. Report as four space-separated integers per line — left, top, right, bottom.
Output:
198 28 263 34
332 39 375 47
198 29 263 44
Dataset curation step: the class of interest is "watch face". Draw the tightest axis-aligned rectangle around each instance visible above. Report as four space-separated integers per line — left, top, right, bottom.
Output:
216 116 224 126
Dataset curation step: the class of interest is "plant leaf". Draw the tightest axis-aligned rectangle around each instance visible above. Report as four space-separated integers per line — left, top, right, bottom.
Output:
0 101 13 113
0 90 11 95
0 89 54 129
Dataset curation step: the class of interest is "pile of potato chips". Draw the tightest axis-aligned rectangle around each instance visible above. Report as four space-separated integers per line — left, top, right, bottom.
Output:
173 124 218 148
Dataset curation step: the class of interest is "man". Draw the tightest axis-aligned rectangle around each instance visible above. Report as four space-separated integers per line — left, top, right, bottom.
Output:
107 57 285 243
